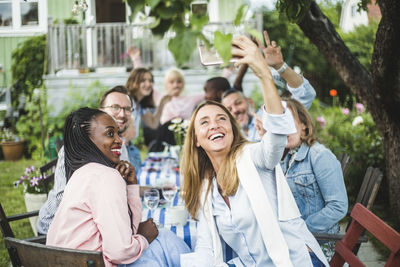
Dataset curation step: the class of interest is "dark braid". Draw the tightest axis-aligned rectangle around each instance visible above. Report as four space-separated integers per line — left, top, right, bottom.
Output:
63 107 116 181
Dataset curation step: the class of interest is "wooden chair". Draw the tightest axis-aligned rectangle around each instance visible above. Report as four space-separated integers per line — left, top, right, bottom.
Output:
313 166 383 249
337 153 351 177
330 203 400 267
4 237 105 267
0 158 58 265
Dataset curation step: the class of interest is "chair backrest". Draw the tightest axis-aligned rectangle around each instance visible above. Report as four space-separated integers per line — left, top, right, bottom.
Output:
337 153 351 177
355 167 383 209
0 202 15 238
4 237 105 267
40 158 58 194
330 203 400 267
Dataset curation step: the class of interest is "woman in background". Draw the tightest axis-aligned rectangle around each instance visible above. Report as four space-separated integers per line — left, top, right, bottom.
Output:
281 98 348 259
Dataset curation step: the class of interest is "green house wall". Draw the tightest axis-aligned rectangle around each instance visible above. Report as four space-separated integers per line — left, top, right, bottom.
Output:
0 0 75 88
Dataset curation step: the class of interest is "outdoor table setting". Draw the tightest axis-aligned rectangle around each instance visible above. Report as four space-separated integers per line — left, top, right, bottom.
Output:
137 152 197 250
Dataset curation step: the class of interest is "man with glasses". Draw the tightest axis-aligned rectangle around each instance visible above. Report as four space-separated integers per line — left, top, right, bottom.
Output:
37 86 141 235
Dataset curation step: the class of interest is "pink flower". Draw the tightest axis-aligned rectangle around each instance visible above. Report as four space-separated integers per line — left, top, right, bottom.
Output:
355 103 364 114
316 116 326 129
341 108 350 115
30 177 40 187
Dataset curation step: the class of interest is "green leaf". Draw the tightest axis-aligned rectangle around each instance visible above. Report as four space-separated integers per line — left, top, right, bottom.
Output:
189 14 209 31
145 0 161 9
214 31 232 66
125 0 145 22
234 4 248 26
168 30 198 66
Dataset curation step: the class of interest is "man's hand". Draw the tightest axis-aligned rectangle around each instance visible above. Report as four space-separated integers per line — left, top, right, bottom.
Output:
138 218 158 244
258 30 284 70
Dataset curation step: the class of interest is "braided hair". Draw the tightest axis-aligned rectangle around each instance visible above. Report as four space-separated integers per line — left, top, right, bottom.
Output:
63 107 116 181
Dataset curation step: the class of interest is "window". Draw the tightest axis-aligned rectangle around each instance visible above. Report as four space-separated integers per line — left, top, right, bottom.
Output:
0 1 12 26
0 0 47 36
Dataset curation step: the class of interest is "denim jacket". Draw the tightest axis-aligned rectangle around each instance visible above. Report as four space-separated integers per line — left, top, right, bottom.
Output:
280 142 348 234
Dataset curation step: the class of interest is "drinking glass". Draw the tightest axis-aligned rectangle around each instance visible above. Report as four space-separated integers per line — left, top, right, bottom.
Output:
143 188 160 220
162 184 177 207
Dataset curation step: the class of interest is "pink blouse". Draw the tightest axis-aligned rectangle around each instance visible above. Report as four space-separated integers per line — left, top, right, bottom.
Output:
46 163 148 267
160 93 205 124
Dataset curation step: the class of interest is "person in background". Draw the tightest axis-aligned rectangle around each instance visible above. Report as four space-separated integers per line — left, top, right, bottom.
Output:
203 77 231 102
37 86 141 235
149 68 205 151
125 68 171 136
180 35 328 267
47 107 190 267
160 68 204 125
281 98 348 259
221 30 316 141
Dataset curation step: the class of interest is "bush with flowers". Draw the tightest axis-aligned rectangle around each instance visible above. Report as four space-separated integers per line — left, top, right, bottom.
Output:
13 165 48 194
309 98 385 203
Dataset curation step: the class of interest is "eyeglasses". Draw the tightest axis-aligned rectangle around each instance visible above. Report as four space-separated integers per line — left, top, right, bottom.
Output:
102 104 133 113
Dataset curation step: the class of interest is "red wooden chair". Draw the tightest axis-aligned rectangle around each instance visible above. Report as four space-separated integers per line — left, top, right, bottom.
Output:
330 203 400 267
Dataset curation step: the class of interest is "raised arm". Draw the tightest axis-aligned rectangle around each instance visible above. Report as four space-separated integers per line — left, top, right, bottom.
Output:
232 36 283 115
259 30 304 88
141 95 171 129
232 36 296 169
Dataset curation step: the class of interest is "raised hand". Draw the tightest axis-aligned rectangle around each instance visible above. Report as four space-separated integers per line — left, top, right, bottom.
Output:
232 36 271 80
115 160 137 185
258 30 284 70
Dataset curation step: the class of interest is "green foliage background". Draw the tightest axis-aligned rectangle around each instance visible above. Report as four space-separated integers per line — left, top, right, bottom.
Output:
11 35 46 108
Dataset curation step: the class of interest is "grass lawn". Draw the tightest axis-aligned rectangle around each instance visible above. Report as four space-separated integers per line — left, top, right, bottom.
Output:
0 159 40 267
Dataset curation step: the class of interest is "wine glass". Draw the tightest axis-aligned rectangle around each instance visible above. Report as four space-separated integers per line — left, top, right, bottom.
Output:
143 188 160 220
162 184 177 207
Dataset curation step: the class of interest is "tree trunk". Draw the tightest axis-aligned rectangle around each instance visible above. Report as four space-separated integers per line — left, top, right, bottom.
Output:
297 1 400 226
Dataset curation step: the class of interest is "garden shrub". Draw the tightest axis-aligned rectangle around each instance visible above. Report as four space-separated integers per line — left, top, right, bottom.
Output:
309 98 385 203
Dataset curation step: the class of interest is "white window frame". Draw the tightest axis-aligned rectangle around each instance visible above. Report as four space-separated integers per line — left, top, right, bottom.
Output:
0 0 47 36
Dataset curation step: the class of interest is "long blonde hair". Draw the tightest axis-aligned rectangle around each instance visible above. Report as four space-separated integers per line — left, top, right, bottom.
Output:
181 101 249 219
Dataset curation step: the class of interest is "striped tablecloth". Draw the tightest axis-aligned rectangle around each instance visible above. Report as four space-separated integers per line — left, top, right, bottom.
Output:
138 153 197 250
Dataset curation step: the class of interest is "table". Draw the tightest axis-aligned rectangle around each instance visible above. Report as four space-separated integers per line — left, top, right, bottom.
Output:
137 152 197 250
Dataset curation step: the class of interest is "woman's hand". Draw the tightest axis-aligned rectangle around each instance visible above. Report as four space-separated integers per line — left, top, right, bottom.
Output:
115 160 137 185
232 35 272 81
138 218 158 243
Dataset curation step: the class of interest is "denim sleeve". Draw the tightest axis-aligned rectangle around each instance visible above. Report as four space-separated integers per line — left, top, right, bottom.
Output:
127 144 142 173
251 104 296 170
305 148 348 233
287 77 316 110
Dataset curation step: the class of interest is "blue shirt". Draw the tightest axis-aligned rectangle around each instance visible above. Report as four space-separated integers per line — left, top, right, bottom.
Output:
126 141 141 173
280 142 348 234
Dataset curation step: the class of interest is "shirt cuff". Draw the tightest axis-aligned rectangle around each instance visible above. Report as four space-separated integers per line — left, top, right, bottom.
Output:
261 101 297 135
286 76 307 91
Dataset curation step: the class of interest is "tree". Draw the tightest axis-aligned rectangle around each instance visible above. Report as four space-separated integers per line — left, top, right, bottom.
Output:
288 0 400 226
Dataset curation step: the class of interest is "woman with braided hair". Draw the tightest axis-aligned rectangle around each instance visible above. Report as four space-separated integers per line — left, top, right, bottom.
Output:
47 107 190 267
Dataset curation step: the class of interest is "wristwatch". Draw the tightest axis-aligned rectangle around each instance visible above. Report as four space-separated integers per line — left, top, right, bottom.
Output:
276 62 288 75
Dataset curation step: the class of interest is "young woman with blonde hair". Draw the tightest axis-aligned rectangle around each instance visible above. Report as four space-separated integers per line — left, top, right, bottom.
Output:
180 36 328 267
